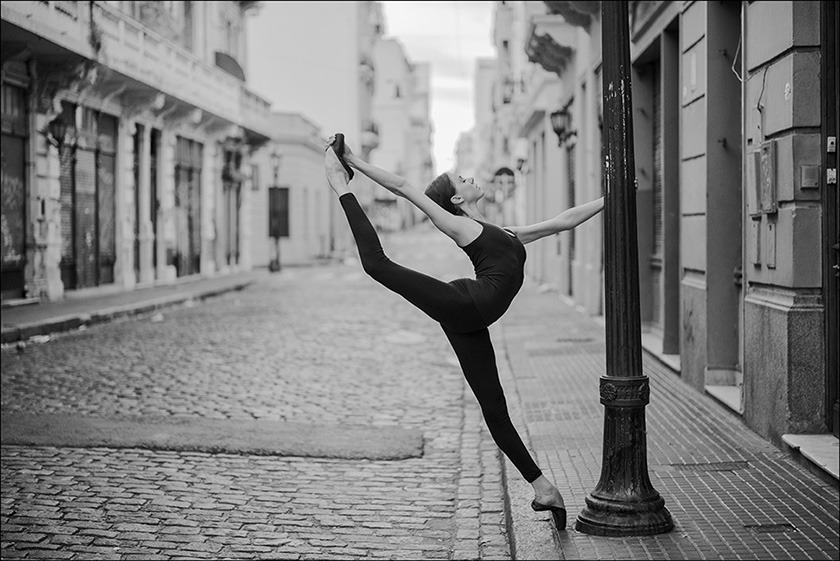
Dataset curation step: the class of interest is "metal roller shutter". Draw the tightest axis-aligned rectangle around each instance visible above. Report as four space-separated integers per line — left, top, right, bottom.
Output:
74 147 97 288
651 62 664 330
0 82 27 300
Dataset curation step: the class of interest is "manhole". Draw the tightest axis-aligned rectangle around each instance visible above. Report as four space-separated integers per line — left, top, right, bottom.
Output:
670 461 750 471
527 338 599 356
528 347 572 356
556 336 595 343
744 523 797 534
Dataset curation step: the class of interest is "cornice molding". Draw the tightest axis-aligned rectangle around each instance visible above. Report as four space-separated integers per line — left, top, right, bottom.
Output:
526 17 576 77
544 1 600 29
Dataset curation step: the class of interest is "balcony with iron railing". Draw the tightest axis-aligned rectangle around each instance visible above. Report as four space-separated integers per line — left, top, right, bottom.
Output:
241 86 273 140
2 1 272 137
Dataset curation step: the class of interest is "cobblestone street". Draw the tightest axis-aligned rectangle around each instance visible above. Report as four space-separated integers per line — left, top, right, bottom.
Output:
1 223 511 560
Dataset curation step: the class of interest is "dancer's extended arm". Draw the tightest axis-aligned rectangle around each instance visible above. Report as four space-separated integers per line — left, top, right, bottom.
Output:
507 197 604 245
336 142 479 246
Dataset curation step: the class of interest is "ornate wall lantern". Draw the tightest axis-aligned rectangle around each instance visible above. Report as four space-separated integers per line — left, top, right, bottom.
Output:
550 107 576 146
270 150 282 185
45 115 68 149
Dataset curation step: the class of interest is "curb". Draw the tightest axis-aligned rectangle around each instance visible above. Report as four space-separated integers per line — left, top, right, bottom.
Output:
492 323 562 560
1 280 254 345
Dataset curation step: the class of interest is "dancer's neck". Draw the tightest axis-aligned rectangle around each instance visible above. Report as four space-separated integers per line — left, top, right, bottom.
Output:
460 204 483 222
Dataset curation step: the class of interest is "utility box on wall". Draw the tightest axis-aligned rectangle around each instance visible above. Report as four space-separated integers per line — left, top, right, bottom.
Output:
747 140 778 216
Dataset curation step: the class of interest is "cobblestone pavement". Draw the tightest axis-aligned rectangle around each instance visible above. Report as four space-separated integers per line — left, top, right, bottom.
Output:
1 222 511 560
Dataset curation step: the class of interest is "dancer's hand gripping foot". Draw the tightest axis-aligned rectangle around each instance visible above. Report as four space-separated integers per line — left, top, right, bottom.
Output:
531 475 567 530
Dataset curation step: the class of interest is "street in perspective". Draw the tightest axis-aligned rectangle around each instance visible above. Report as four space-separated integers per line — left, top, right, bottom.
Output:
0 227 513 560
2 0 840 560
2 226 839 560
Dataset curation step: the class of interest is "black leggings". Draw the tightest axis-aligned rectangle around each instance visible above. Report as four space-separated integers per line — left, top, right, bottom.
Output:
340 193 542 483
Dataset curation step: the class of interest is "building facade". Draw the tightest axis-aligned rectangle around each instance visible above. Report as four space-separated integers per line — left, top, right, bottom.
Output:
248 112 331 268
1 0 273 303
480 1 837 456
370 38 434 231
243 1 384 258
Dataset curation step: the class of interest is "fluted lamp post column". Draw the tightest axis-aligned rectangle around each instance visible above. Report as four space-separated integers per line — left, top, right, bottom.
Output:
574 1 674 536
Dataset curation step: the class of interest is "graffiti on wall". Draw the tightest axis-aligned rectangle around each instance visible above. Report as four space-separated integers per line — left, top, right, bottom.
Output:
1 150 25 267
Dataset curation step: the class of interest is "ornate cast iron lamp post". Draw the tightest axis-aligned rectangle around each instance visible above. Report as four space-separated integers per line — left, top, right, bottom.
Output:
574 1 674 536
268 151 283 273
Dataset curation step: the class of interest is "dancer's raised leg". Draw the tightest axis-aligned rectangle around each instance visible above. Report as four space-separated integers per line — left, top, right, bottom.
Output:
326 144 483 331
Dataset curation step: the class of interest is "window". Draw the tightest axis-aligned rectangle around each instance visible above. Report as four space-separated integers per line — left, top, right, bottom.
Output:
183 1 193 51
251 164 260 191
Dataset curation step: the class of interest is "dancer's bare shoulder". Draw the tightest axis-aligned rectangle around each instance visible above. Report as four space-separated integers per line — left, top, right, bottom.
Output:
451 216 483 248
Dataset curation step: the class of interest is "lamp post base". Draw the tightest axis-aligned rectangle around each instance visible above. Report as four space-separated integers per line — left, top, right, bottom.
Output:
269 237 281 272
575 493 674 537
575 377 674 536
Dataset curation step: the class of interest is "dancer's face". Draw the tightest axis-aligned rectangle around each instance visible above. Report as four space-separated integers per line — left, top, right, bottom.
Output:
447 173 485 205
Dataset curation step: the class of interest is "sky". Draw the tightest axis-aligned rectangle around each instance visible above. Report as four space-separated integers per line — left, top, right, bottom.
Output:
246 1 496 175
379 1 496 172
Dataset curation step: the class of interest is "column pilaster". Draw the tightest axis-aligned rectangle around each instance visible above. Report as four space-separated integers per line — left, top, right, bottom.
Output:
201 138 217 275
31 111 64 300
238 151 252 271
137 124 155 284
115 119 136 289
157 129 177 282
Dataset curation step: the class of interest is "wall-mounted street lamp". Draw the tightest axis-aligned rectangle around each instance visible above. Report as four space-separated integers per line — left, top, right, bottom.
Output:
268 150 286 273
45 115 68 149
270 151 282 184
550 107 576 146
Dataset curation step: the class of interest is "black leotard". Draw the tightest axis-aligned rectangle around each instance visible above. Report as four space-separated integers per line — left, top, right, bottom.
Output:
451 221 526 327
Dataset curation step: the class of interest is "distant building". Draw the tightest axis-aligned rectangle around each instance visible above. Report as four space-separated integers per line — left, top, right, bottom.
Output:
1 1 273 303
454 130 477 179
369 38 434 231
249 113 331 268
244 1 384 255
473 57 497 187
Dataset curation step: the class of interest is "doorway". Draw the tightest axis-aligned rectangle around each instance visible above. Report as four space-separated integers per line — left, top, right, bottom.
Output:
174 136 202 277
58 103 117 290
222 149 242 267
0 82 27 301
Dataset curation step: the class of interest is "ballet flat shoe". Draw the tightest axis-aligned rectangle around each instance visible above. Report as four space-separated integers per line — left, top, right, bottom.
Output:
332 133 355 181
531 500 567 530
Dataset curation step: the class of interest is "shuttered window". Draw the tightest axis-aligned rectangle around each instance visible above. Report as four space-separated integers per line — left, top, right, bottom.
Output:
174 136 202 276
60 103 117 289
59 101 77 289
97 113 117 284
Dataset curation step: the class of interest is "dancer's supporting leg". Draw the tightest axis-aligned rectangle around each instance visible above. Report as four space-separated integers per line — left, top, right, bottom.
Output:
443 325 566 514
441 325 543 481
